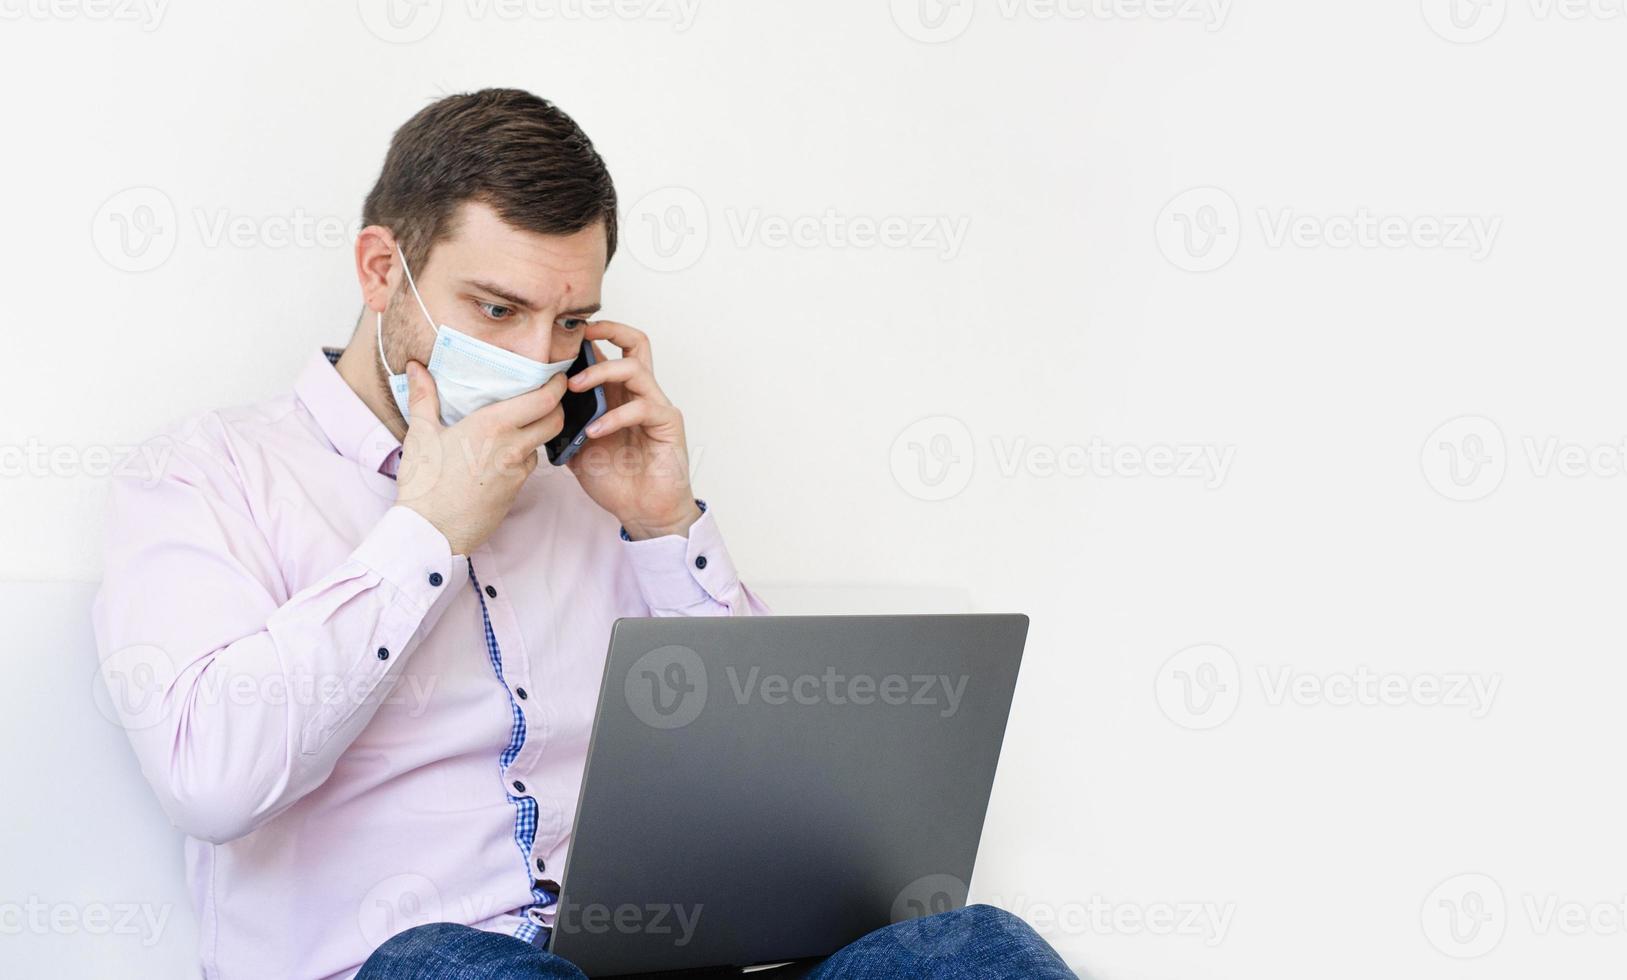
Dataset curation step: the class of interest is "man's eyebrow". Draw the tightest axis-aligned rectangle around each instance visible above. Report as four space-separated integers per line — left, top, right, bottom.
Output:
464 279 599 318
464 278 543 311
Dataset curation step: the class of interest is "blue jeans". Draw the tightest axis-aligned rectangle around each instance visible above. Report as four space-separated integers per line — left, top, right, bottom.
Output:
357 905 1076 979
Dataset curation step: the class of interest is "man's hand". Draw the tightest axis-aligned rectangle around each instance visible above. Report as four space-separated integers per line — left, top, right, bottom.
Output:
396 362 567 555
565 321 701 541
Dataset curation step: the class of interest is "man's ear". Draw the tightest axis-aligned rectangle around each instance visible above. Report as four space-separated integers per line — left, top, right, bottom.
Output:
354 225 399 313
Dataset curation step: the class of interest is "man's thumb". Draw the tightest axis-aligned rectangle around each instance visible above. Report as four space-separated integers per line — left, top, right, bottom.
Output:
405 362 441 429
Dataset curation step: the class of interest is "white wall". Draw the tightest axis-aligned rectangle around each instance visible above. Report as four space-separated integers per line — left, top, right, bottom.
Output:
3 1 1625 977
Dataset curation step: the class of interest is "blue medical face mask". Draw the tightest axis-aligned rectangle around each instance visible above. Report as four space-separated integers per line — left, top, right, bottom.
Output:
377 245 577 427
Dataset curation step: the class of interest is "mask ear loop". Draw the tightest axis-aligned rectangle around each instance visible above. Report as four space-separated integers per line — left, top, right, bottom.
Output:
395 243 438 329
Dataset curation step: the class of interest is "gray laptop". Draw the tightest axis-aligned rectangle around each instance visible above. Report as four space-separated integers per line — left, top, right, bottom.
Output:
549 613 1030 977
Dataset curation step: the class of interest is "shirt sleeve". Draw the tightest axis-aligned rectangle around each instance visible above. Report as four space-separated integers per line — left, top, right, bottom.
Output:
619 503 772 617
91 434 465 844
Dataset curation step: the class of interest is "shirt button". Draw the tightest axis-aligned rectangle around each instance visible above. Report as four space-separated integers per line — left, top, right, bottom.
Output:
512 780 526 793
536 858 546 873
485 585 498 598
428 572 443 587
516 687 528 700
376 647 390 661
694 555 708 570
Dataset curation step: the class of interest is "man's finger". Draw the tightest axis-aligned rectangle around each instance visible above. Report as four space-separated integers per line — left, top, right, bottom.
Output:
583 320 652 369
567 357 670 406
516 406 566 454
478 373 570 428
582 399 676 442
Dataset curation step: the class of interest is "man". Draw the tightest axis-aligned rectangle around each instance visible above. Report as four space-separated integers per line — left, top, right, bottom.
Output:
94 88 1073 979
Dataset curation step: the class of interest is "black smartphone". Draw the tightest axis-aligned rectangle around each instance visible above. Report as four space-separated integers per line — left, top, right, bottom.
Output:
546 340 608 466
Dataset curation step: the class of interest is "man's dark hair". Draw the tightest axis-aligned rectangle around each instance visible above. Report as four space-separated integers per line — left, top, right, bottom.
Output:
362 88 617 271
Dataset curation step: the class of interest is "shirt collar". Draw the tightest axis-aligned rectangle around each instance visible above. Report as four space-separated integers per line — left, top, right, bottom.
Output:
294 348 402 477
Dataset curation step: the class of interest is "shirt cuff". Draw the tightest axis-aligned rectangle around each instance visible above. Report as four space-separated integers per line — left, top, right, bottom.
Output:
350 505 467 614
620 503 740 611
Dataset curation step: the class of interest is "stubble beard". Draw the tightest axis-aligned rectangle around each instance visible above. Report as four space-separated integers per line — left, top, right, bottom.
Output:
376 290 434 419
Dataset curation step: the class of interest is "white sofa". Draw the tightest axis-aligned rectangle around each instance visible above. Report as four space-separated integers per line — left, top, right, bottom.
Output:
1 580 200 978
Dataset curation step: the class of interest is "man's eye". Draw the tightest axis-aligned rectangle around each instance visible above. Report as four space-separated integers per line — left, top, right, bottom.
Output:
557 317 587 330
478 302 513 320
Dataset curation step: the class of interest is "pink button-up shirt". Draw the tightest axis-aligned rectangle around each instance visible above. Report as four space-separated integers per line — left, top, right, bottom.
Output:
92 351 769 979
